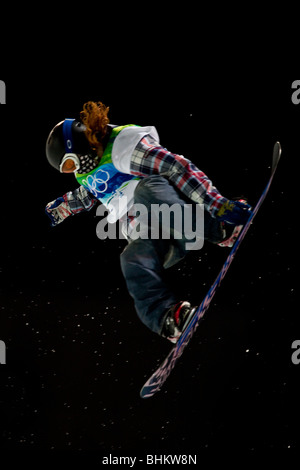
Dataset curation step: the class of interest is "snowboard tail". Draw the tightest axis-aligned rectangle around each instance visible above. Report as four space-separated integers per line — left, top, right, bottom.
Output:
140 142 282 399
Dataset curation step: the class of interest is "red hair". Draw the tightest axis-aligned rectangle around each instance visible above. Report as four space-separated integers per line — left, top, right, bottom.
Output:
80 101 110 151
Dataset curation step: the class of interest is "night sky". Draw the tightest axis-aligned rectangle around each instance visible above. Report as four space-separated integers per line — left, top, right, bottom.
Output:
0 50 299 464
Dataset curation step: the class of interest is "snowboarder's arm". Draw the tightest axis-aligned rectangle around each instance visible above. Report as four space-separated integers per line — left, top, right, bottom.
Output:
130 144 251 224
45 186 98 227
130 145 227 218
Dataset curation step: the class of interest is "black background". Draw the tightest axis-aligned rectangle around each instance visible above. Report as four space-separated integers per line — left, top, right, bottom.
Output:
0 15 299 465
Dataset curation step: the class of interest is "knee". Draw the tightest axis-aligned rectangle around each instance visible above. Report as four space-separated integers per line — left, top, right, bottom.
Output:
120 243 134 272
120 240 144 273
120 239 164 275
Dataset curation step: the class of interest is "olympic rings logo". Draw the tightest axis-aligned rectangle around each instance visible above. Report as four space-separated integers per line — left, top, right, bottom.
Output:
82 169 110 196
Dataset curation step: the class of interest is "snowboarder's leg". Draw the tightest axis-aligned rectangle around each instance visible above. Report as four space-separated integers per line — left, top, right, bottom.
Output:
120 237 178 335
120 176 224 337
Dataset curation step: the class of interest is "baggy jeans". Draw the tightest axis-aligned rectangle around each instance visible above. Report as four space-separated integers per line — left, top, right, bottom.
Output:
120 175 224 335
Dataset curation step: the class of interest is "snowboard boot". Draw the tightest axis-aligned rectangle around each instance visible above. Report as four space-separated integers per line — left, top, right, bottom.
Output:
161 301 197 344
217 198 251 248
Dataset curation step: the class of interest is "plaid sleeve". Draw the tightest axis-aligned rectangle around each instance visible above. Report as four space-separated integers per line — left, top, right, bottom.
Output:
63 186 98 214
130 136 228 218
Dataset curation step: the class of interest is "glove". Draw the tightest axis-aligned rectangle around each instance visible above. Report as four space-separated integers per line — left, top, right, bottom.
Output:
45 196 73 227
216 199 252 225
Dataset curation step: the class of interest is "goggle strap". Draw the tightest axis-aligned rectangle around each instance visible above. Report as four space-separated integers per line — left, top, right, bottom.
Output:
62 119 75 153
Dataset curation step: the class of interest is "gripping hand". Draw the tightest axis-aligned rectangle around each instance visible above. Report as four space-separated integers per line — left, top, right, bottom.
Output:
216 199 252 225
45 196 73 227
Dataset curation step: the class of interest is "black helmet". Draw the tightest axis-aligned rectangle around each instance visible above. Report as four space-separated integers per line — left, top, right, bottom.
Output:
46 119 93 171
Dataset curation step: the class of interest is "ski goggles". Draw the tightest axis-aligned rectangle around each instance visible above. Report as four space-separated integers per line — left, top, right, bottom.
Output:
59 153 81 173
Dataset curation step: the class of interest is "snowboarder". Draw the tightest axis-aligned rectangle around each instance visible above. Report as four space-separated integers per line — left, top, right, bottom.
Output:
45 101 252 344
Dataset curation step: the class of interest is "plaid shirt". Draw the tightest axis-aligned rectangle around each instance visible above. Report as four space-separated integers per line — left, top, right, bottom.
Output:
130 135 227 217
64 134 227 219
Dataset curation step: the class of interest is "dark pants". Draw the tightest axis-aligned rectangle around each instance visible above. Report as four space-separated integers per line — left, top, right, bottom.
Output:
120 176 224 335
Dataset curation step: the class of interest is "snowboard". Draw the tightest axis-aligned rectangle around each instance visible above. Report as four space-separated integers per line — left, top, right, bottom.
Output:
140 141 282 399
